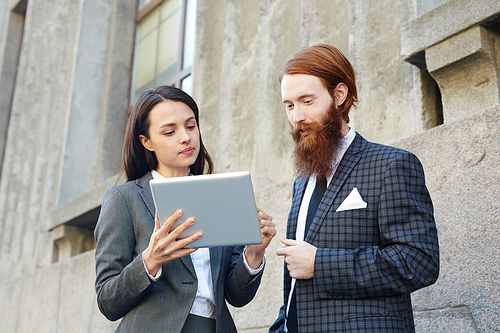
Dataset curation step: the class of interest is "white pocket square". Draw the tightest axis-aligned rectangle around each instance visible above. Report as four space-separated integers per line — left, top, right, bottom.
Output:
336 187 367 212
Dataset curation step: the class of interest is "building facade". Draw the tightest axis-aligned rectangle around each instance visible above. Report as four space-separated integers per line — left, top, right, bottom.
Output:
0 0 499 331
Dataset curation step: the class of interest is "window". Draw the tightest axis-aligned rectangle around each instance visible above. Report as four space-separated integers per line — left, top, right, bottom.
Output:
131 0 197 102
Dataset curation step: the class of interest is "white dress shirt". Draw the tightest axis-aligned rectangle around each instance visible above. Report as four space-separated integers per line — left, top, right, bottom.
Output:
286 127 356 316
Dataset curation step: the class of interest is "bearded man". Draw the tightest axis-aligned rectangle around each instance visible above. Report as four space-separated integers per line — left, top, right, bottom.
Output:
269 44 440 333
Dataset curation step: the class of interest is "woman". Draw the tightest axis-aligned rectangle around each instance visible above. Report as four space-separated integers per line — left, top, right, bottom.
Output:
94 86 276 332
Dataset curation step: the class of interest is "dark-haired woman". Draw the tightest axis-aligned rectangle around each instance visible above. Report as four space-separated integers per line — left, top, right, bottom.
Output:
94 86 276 333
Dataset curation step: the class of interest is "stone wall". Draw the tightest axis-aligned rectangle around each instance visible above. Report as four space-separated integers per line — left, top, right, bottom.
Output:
0 0 498 332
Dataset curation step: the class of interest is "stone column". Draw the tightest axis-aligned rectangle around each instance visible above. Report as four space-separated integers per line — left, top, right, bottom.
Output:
426 25 500 122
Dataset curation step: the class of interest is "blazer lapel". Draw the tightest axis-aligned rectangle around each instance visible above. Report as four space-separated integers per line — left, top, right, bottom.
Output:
209 247 223 288
287 177 308 240
137 173 156 220
136 172 196 278
305 133 366 243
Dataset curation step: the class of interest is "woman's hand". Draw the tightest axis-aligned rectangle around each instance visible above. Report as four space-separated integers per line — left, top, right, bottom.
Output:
244 209 277 269
142 210 201 276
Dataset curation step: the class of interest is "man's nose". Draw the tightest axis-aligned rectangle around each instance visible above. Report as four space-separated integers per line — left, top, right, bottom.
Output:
291 107 306 124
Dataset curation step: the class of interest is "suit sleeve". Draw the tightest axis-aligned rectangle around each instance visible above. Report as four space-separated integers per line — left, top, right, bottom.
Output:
313 151 439 299
224 246 264 307
94 186 154 321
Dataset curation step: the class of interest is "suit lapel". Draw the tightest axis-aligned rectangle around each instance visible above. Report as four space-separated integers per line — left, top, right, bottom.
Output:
136 172 196 278
287 177 308 239
137 173 156 220
209 247 223 288
305 133 366 243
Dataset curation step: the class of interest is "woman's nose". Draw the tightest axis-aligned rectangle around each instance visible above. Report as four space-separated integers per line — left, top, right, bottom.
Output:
179 129 191 144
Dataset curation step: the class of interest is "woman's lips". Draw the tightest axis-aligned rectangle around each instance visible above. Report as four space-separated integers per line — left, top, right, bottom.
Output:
179 147 195 155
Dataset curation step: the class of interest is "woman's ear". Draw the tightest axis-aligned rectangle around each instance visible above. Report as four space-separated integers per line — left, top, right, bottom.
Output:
139 135 153 151
334 83 348 107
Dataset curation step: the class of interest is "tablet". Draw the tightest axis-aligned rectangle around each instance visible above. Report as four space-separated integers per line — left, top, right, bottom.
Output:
149 171 263 248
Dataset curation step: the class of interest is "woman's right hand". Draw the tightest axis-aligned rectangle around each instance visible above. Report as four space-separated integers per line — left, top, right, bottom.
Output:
142 209 202 276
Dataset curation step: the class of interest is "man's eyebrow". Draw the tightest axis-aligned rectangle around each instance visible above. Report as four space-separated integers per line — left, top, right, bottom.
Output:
299 94 315 100
282 94 316 103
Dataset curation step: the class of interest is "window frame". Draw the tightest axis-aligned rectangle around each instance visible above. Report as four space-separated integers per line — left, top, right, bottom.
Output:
134 0 192 92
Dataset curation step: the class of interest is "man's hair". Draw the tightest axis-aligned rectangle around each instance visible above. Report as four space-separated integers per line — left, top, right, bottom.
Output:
279 44 358 122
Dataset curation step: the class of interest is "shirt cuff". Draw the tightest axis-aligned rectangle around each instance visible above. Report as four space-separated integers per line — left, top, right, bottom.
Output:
142 252 162 281
243 253 265 275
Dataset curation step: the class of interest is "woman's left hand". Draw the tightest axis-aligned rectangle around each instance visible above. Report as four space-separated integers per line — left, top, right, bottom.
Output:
244 209 276 269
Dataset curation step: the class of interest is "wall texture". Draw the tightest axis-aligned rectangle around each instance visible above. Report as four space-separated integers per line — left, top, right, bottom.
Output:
0 0 498 332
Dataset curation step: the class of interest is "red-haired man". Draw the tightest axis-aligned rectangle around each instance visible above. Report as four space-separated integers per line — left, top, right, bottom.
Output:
270 44 439 333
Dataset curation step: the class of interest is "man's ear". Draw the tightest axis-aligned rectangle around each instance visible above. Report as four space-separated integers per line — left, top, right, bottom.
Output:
139 135 153 151
334 83 348 107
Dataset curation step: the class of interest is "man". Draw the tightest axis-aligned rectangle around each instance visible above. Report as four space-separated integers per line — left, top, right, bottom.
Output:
269 44 439 333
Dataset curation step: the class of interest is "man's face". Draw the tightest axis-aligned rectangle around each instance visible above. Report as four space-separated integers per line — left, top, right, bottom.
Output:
281 74 347 179
281 74 335 136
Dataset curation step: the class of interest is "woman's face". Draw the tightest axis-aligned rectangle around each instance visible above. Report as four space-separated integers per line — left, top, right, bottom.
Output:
139 100 200 178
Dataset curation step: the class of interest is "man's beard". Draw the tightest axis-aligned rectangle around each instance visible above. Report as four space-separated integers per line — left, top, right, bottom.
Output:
291 103 345 180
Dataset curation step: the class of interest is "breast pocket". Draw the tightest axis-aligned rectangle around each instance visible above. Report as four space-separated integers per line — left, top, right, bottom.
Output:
319 206 379 248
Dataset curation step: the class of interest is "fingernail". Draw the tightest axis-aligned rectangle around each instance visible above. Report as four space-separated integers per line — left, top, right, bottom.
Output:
177 209 183 216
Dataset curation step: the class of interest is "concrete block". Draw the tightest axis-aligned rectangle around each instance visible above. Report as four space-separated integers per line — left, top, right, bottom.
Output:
414 306 479 333
56 251 98 333
52 225 95 262
396 106 500 333
426 26 500 122
401 0 500 59
16 265 61 332
0 278 23 333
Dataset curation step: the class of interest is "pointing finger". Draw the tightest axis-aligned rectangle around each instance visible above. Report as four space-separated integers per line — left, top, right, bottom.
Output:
280 238 299 246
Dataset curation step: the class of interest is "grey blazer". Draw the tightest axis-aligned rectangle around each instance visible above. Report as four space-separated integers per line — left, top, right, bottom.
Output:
270 133 439 333
95 172 263 333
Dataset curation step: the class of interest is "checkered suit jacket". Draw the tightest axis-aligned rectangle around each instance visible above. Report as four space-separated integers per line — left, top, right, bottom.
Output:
270 133 439 333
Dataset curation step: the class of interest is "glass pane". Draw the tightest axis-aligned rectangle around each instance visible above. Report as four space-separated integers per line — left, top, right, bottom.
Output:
133 28 158 101
161 0 178 19
138 7 159 39
181 74 192 95
157 0 179 83
183 0 197 69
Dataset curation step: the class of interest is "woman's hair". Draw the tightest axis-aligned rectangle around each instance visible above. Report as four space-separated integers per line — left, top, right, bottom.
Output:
279 44 358 123
121 86 214 182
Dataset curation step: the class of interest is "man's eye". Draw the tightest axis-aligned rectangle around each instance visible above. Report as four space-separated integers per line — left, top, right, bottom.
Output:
304 100 312 104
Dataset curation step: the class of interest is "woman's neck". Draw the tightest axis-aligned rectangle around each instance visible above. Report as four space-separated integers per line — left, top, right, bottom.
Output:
155 166 190 178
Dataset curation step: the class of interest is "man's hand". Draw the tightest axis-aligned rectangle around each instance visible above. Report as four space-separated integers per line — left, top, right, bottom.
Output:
276 238 317 279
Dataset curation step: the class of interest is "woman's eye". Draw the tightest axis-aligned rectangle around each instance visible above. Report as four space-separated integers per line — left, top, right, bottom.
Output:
187 125 196 130
164 131 174 136
304 99 312 104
